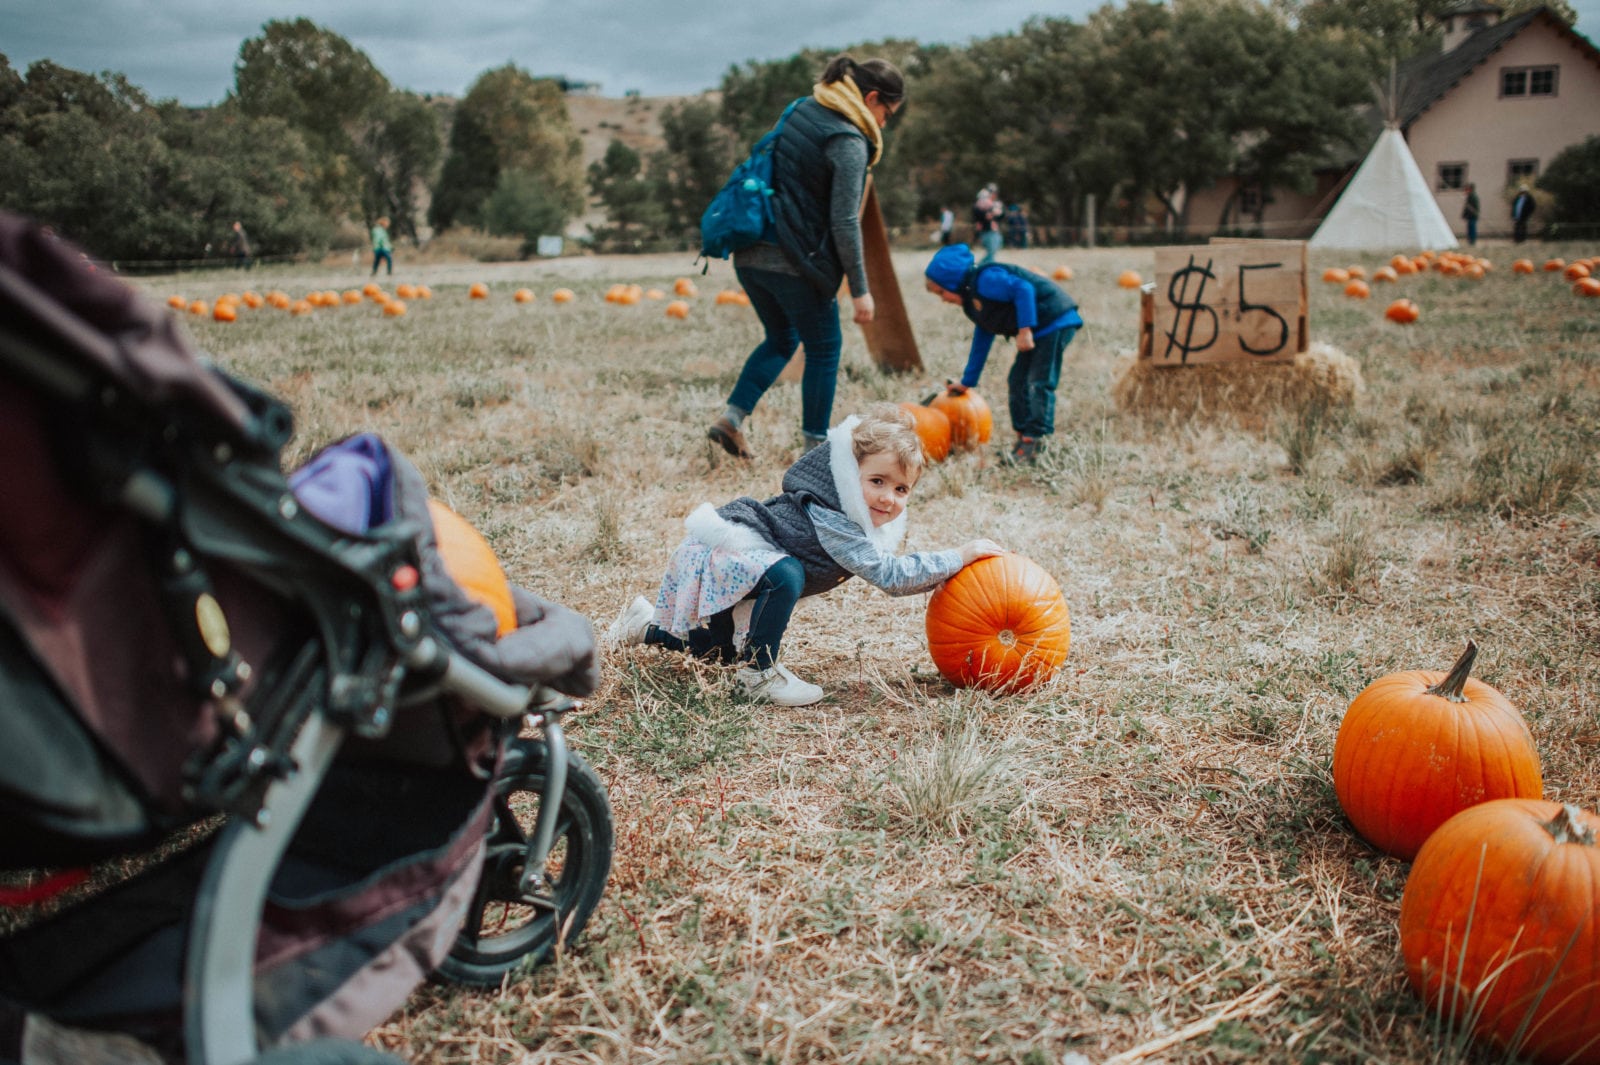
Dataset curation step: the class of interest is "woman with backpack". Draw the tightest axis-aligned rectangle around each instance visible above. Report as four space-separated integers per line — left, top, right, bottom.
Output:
707 54 905 460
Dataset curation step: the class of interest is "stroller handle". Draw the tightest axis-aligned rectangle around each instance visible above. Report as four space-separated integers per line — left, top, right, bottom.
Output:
406 636 574 718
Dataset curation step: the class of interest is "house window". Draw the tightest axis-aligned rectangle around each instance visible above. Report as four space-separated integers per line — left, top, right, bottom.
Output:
1501 65 1559 97
1238 185 1262 215
1508 158 1540 184
1438 163 1466 190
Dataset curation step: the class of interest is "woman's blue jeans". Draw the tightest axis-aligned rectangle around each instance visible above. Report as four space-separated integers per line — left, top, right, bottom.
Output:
645 556 804 670
729 267 841 439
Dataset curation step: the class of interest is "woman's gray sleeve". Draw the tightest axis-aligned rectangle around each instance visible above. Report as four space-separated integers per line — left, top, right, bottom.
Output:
826 136 870 297
810 505 963 595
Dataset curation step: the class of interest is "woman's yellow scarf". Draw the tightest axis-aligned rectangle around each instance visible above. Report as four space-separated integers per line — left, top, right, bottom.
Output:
812 76 883 166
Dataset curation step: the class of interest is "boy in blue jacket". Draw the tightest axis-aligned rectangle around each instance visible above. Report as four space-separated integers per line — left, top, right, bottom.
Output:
924 244 1082 463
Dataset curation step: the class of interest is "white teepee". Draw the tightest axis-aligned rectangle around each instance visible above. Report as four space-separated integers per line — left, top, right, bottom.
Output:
1309 126 1458 250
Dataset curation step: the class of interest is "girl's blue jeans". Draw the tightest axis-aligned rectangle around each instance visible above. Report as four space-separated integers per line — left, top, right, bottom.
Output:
646 557 804 670
729 267 841 439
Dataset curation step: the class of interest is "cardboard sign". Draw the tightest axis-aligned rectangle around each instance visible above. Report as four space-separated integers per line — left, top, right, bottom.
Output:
1138 240 1307 366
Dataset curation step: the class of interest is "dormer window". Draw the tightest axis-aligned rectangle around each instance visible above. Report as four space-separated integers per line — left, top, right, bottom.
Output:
1502 65 1559 96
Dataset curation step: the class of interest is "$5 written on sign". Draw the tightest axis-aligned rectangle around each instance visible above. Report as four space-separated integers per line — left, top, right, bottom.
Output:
1138 240 1308 367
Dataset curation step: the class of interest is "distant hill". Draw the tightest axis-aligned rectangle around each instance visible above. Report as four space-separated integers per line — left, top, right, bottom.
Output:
566 91 717 233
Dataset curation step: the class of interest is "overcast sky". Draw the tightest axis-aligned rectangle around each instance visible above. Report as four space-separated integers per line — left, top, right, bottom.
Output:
4 0 1598 103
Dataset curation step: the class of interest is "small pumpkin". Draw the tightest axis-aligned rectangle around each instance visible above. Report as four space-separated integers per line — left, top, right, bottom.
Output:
1052 265 1073 281
514 288 535 303
1332 641 1542 860
1401 799 1600 1064
673 277 698 297
552 288 575 304
645 288 665 300
212 302 237 322
1564 262 1591 281
289 299 314 316
344 289 364 304
898 401 952 463
416 285 432 300
1576 277 1600 297
715 289 744 305
1384 298 1420 324
925 554 1071 692
1322 267 1350 283
242 291 263 309
664 300 690 319
1345 264 1366 280
1344 279 1371 299
426 500 516 637
929 387 993 450
396 283 417 300
1372 266 1399 283
362 282 382 298
167 294 187 309
1512 258 1535 274
469 282 489 300
189 300 208 317
1543 258 1565 272
383 299 407 317
1116 269 1143 289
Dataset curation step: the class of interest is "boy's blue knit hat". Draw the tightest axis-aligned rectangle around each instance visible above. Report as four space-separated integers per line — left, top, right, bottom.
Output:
925 244 973 291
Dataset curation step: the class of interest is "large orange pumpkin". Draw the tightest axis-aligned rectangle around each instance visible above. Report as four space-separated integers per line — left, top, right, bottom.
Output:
1401 799 1600 1064
1385 298 1420 324
426 500 516 637
929 388 992 449
1332 641 1542 860
898 402 952 463
925 555 1070 692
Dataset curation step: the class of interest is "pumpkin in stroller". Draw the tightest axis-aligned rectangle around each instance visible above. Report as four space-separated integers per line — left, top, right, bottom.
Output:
0 213 612 1064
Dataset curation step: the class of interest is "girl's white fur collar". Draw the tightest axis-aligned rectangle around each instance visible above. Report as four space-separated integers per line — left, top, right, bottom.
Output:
828 416 907 553
681 417 907 555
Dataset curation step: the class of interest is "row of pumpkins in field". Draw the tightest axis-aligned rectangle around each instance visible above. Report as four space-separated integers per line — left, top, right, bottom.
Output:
1334 640 1595 1063
1318 250 1600 325
168 278 755 323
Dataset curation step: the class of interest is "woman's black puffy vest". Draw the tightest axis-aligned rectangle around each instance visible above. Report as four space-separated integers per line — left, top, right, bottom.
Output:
714 443 853 598
769 99 868 295
960 263 1078 337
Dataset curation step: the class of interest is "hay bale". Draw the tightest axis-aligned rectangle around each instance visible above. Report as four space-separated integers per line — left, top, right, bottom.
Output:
1111 342 1361 430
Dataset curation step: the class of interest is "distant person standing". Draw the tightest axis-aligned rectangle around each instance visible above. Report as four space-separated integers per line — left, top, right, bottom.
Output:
938 205 955 246
1461 183 1480 245
972 185 1003 264
1004 203 1029 249
1510 187 1536 243
370 216 393 276
229 221 253 270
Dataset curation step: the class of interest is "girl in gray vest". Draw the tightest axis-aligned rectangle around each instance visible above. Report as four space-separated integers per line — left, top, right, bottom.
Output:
924 243 1084 464
611 405 1004 706
707 55 906 461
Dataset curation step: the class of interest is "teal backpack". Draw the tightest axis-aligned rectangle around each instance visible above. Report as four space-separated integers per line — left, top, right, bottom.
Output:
698 99 803 264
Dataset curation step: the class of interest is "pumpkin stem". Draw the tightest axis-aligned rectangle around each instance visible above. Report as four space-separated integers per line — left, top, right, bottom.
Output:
1425 640 1478 703
1542 805 1596 846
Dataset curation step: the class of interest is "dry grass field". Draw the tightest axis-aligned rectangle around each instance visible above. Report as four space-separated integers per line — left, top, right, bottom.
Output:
140 241 1599 1064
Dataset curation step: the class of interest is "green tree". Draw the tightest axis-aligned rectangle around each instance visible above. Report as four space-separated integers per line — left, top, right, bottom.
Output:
232 19 390 218
355 90 442 240
645 98 733 238
430 65 583 237
588 139 665 245
482 169 567 251
1539 134 1600 233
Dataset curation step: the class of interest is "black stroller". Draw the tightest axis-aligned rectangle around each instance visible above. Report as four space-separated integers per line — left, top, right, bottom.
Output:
0 213 612 1064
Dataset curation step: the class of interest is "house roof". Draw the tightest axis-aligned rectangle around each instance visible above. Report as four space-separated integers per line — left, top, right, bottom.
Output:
1399 6 1600 128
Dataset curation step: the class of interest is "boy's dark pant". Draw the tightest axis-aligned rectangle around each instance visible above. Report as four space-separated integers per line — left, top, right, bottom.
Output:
646 556 804 670
1008 327 1076 438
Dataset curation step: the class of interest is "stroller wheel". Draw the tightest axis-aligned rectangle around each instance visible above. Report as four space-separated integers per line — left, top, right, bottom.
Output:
435 737 614 987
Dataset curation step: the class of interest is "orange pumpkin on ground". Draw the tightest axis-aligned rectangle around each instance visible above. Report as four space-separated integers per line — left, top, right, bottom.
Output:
1576 277 1600 297
925 554 1071 692
1564 262 1591 281
469 282 489 299
1344 279 1371 299
416 285 432 300
1512 258 1535 274
645 288 665 300
514 288 535 303
1116 269 1143 289
552 288 575 304
344 290 364 304
673 277 698 297
363 282 382 298
289 299 313 316
1332 641 1542 860
1052 265 1073 281
665 300 690 319
396 284 417 300
167 294 186 309
1372 266 1399 283
426 500 516 637
898 402 952 463
1385 298 1420 324
188 300 208 317
1401 799 1600 1065
1322 267 1350 283
383 299 407 317
242 292 263 309
930 387 993 449
1543 258 1566 272
212 302 236 322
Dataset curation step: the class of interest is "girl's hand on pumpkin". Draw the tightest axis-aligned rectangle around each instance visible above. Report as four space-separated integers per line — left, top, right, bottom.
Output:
944 381 969 396
958 539 1006 565
852 293 875 323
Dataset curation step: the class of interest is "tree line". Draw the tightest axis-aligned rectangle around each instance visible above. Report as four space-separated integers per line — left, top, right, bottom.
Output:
1 0 1589 264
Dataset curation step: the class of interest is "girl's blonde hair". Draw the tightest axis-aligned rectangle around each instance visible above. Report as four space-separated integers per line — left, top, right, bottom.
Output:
851 403 925 477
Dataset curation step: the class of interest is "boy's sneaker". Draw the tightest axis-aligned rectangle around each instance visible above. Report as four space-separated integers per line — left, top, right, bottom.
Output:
1010 436 1041 464
734 662 824 707
604 596 654 649
707 416 754 459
